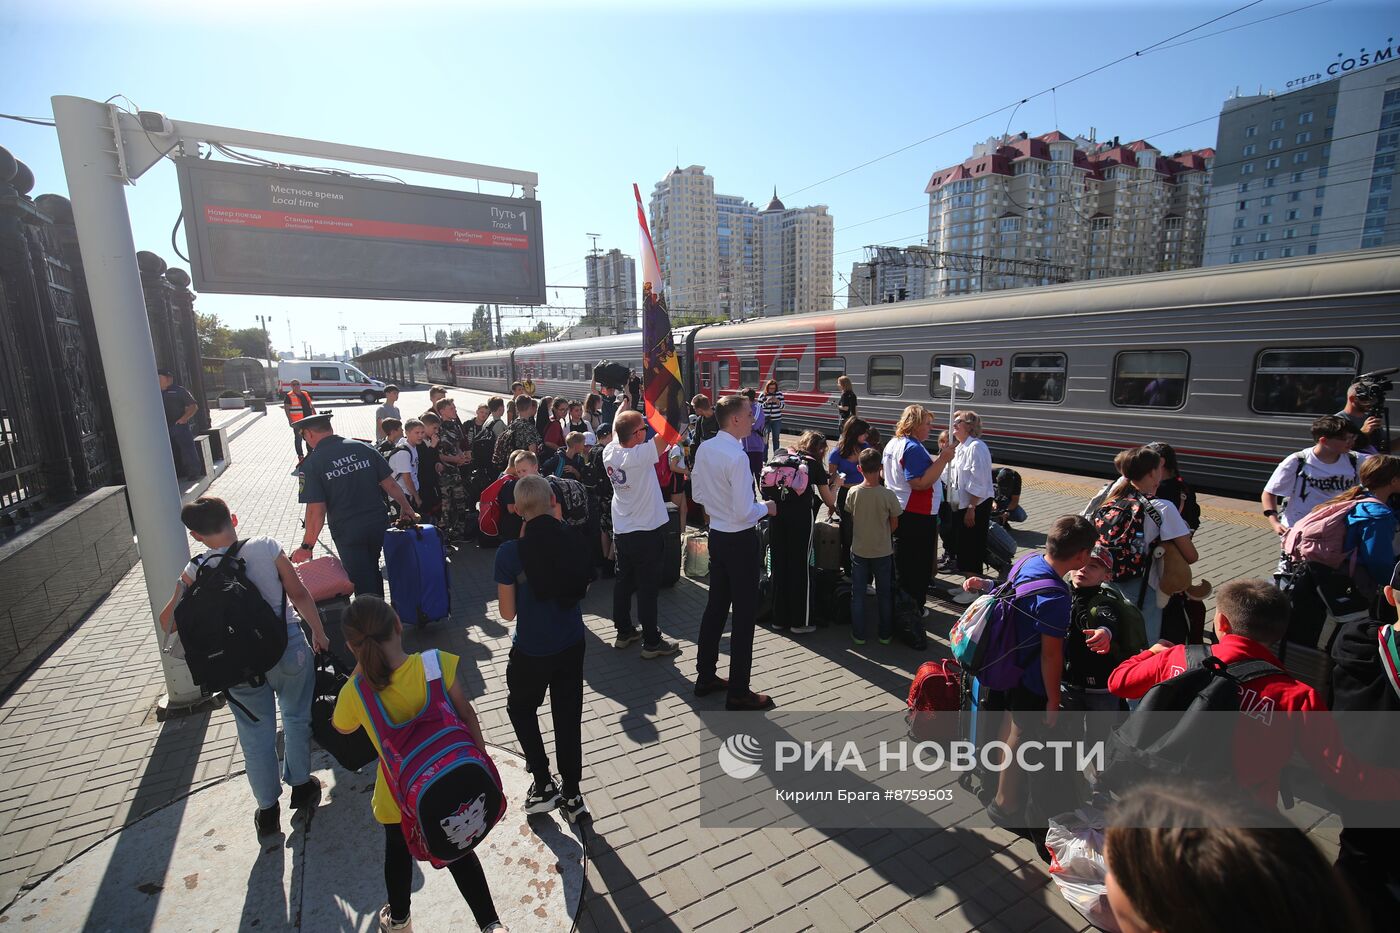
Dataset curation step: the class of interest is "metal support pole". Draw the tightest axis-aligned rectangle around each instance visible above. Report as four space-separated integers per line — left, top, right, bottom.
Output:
51 95 201 708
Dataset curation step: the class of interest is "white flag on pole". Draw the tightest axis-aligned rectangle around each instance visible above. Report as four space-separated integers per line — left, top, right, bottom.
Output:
938 364 975 394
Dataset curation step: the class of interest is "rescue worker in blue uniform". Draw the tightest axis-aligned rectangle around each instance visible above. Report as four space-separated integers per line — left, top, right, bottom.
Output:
158 369 201 481
290 413 417 597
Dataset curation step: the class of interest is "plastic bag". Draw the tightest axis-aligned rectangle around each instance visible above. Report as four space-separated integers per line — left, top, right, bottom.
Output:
1045 807 1121 933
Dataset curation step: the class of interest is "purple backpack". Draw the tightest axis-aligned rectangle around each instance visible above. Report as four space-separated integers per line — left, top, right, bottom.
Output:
972 554 1069 691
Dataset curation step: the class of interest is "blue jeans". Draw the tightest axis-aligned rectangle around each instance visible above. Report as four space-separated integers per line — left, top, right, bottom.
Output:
227 623 315 810
850 554 894 641
1118 575 1165 646
766 419 783 457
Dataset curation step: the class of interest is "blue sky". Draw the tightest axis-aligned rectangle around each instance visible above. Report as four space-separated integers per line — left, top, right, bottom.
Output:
2 1 1388 355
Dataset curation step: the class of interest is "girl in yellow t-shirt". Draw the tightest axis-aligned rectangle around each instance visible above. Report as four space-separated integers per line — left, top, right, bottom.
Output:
333 596 505 933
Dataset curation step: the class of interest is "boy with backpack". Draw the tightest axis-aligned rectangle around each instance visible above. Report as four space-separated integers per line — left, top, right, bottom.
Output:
388 418 425 511
1262 414 1362 538
332 596 505 933
960 515 1098 829
159 497 330 838
843 447 901 645
553 431 589 481
1107 578 1400 811
1062 546 1144 751
495 474 592 824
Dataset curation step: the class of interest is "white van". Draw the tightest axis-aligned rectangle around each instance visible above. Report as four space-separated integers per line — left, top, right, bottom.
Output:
277 360 386 404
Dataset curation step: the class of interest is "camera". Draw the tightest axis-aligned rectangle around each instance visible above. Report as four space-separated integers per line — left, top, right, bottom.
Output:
1352 367 1395 412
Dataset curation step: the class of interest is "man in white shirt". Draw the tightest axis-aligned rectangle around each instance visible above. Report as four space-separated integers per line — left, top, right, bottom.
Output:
603 411 681 659
1262 414 1361 534
692 395 779 711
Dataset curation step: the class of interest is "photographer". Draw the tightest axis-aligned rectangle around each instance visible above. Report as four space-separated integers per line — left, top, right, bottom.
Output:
1338 373 1393 455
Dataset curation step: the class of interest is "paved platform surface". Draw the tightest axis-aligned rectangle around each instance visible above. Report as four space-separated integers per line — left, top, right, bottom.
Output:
0 387 1332 932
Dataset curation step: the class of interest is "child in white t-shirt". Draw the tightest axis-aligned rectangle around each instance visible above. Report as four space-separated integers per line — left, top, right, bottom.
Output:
1262 415 1361 533
389 419 426 507
158 496 329 839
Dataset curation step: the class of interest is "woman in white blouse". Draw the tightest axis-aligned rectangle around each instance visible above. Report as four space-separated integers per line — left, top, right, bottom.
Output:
947 410 995 596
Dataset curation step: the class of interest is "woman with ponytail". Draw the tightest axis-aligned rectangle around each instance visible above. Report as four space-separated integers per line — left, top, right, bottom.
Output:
332 596 504 933
1325 455 1400 615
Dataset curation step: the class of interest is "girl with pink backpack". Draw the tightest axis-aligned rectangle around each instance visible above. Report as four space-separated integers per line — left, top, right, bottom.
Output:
333 596 507 933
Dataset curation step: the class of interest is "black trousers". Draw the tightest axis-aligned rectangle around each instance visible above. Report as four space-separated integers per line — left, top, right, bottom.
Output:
951 498 994 575
697 527 760 698
293 429 305 459
613 525 663 646
835 486 853 575
771 510 813 629
895 510 936 608
331 524 385 598
506 640 585 797
383 823 498 927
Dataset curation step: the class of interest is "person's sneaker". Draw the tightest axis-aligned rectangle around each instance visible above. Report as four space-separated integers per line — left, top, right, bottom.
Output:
851 633 866 646
878 636 893 645
254 803 280 837
640 638 680 659
790 625 817 634
560 794 590 824
289 775 322 811
866 583 877 596
379 904 412 932
951 591 978 606
613 630 641 649
480 923 509 933
524 779 562 815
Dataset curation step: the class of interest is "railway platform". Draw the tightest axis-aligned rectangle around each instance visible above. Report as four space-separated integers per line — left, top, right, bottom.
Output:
0 387 1339 932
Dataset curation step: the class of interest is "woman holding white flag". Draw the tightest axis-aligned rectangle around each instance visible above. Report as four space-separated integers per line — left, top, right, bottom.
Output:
947 410 995 596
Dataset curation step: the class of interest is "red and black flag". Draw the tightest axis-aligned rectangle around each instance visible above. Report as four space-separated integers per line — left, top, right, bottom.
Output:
634 183 685 445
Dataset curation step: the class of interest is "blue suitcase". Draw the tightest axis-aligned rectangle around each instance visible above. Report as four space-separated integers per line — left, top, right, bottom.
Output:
383 524 451 625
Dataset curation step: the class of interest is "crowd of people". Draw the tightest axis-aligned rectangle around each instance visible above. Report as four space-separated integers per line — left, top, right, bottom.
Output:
155 366 1399 933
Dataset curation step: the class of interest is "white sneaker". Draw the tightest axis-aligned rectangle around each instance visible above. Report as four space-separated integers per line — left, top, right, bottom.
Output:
952 591 977 605
380 905 412 932
866 584 877 596
790 625 817 634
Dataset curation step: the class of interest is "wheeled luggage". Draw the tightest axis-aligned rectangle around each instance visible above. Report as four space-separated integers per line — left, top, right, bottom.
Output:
985 522 1016 574
810 518 842 572
383 523 451 625
310 651 378 772
684 529 710 578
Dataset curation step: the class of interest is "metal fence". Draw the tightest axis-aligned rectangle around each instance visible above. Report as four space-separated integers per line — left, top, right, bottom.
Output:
0 146 208 530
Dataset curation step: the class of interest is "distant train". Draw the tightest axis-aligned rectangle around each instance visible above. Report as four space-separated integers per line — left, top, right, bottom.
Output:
426 248 1400 494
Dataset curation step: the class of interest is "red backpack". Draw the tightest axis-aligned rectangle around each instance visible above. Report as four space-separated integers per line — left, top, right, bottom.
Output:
476 474 510 538
906 659 962 743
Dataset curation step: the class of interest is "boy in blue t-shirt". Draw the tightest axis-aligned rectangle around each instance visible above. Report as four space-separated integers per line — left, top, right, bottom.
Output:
494 475 591 824
962 514 1097 829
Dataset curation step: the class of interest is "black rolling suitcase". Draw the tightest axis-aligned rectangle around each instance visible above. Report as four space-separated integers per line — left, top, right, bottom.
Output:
661 502 683 588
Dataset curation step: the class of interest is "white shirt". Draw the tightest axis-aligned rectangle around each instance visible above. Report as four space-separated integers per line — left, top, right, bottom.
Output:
1264 448 1360 528
603 439 669 534
184 536 297 625
948 436 994 509
881 436 944 514
692 431 768 533
388 440 419 496
1139 496 1193 594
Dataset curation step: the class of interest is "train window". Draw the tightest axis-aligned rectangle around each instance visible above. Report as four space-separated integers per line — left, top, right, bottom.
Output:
869 355 905 397
1251 348 1359 415
740 360 760 388
1009 353 1067 403
716 360 731 388
817 357 846 392
929 354 974 400
773 359 799 390
1112 351 1189 409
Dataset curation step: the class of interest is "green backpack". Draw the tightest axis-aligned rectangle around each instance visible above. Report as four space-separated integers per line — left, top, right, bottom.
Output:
1095 582 1148 661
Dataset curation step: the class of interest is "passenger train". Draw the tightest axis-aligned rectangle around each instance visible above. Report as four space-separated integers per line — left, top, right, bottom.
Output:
425 248 1400 494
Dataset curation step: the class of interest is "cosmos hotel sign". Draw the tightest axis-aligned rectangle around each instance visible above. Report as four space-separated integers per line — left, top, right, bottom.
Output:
1286 37 1399 89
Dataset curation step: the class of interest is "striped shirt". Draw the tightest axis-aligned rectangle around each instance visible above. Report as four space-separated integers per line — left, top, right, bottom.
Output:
761 391 786 420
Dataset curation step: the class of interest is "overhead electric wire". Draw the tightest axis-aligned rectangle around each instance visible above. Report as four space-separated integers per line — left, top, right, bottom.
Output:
781 0 1278 200
1 112 56 127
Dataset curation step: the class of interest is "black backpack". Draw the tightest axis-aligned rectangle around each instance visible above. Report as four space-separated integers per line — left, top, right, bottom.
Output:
546 475 591 527
174 541 288 699
1098 644 1282 796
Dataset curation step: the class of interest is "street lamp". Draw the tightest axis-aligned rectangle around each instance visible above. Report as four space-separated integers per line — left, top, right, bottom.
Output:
254 313 273 369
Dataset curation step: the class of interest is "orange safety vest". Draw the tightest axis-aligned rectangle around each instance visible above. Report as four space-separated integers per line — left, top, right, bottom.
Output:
285 389 313 422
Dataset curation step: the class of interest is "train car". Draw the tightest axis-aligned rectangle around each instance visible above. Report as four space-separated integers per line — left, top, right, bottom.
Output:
424 348 462 386
450 347 516 394
689 247 1400 493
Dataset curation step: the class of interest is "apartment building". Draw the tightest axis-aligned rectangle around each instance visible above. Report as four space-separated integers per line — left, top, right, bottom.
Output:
583 248 638 331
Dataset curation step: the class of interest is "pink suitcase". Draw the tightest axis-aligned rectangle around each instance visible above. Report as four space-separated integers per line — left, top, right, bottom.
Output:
296 556 355 602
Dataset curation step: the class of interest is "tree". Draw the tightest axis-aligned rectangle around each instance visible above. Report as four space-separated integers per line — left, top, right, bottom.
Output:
229 327 274 359
196 312 237 358
471 304 493 343
504 321 557 348
434 329 449 348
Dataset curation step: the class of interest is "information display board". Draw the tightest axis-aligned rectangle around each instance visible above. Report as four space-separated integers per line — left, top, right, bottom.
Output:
176 159 545 304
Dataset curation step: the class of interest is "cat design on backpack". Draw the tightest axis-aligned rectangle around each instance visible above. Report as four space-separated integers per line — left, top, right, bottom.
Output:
1092 493 1164 584
356 650 506 866
173 541 288 699
760 451 810 501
